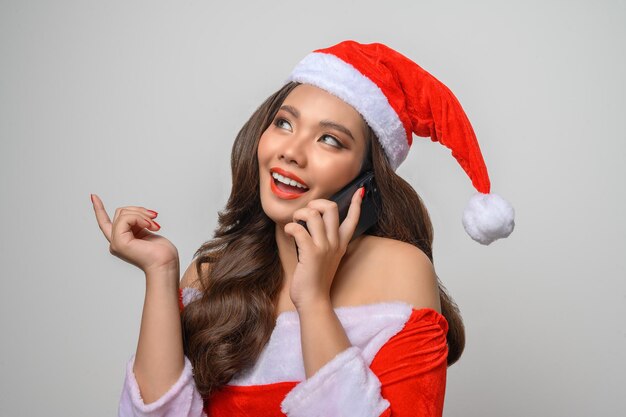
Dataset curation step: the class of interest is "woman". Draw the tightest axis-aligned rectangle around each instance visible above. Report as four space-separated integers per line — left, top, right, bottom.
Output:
93 40 515 417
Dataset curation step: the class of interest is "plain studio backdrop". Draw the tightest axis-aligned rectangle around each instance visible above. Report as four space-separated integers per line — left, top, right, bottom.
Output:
1 1 624 416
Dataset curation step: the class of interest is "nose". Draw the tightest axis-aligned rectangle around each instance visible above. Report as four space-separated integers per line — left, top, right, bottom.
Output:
278 134 308 167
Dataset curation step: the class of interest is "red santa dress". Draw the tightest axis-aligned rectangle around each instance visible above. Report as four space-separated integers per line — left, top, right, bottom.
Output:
118 286 449 417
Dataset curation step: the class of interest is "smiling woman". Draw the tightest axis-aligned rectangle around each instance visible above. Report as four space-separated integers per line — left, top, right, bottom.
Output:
109 40 515 417
257 84 368 222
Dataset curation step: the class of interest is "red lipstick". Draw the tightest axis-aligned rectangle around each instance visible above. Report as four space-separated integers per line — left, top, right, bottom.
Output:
270 167 308 187
269 174 306 199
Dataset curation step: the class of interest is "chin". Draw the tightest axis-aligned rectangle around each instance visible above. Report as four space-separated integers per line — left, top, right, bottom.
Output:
260 199 305 227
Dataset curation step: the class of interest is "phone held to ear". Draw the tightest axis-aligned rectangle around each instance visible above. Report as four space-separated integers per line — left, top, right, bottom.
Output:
295 170 382 260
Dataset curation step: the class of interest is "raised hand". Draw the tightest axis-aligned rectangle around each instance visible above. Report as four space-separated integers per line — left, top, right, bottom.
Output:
284 187 364 310
90 194 179 275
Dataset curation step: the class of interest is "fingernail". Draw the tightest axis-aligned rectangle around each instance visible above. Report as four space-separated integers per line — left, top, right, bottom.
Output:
360 187 365 198
147 209 158 217
152 220 161 228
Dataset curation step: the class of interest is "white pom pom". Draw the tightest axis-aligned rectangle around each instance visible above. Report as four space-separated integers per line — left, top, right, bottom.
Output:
462 192 515 245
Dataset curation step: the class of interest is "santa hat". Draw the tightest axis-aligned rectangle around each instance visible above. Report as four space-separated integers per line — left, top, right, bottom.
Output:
284 40 515 245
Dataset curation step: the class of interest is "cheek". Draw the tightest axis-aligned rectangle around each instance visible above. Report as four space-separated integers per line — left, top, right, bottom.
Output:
257 135 274 188
311 159 361 196
257 133 273 165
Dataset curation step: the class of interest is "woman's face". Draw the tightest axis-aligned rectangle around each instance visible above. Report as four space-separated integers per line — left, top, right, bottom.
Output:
257 83 368 226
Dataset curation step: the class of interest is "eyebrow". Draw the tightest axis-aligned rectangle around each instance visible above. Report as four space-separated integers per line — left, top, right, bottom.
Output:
279 105 356 142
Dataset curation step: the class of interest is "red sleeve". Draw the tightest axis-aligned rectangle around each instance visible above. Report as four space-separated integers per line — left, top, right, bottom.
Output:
371 308 449 416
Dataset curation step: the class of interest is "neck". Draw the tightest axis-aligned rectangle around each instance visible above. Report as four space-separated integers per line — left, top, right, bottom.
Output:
275 222 298 286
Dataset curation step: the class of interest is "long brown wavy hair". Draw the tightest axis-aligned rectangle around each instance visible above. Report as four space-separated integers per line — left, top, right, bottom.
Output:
182 81 465 399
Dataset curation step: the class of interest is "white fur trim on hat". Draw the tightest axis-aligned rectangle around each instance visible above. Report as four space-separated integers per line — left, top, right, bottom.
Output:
462 192 515 245
285 52 409 170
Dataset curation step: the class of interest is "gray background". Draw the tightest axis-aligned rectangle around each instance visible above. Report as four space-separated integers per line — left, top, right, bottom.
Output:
1 0 624 416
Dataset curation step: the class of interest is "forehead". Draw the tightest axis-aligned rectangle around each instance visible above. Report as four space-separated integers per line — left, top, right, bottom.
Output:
282 84 367 138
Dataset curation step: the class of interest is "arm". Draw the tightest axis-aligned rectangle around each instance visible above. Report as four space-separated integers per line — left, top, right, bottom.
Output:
298 300 352 379
134 264 184 403
118 260 207 417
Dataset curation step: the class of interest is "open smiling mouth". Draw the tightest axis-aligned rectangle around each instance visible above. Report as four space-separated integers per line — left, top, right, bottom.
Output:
270 171 309 199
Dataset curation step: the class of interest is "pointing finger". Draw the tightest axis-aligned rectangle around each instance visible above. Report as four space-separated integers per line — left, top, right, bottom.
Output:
91 194 113 242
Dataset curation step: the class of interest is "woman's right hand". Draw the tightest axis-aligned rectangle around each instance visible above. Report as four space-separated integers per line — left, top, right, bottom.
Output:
90 193 179 275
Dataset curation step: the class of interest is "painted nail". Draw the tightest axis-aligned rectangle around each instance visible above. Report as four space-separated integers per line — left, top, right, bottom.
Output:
153 220 161 228
360 187 365 198
147 209 158 217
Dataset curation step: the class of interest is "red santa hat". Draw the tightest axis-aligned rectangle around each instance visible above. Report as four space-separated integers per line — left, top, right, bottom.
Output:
284 40 515 245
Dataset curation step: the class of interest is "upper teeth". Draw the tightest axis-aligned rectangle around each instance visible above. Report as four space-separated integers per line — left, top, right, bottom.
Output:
272 172 308 189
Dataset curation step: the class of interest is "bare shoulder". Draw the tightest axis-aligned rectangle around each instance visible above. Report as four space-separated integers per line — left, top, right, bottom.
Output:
341 235 442 313
180 257 211 291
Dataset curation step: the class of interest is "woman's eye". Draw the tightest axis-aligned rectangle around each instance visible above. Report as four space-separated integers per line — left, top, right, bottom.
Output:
275 118 292 130
320 135 343 148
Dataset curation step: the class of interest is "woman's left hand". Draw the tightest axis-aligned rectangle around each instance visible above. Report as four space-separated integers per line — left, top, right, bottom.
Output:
284 187 364 311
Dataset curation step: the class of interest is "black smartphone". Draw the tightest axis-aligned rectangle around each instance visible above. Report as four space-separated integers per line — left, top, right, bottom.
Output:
296 170 382 258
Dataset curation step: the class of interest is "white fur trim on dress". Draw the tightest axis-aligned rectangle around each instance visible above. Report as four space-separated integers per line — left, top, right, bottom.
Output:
462 192 515 245
280 346 390 417
228 301 414 386
118 354 206 417
118 297 417 417
285 52 409 170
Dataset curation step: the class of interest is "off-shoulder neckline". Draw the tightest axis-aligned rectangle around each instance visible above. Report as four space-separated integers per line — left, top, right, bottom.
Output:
181 287 447 326
275 300 446 324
